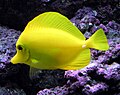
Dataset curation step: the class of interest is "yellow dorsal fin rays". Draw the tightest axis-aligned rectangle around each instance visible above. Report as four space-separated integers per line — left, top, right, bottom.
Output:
86 29 109 50
59 49 90 70
24 12 85 41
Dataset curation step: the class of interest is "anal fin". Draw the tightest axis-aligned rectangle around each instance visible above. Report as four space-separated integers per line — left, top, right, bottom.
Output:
60 49 91 70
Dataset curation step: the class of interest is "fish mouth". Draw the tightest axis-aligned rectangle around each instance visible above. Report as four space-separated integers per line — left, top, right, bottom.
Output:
11 55 18 64
11 49 31 64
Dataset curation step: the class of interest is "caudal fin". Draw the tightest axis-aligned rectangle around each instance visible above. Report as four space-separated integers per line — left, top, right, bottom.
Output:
86 29 109 50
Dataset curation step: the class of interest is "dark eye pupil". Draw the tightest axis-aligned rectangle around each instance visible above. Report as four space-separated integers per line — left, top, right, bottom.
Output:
18 45 23 50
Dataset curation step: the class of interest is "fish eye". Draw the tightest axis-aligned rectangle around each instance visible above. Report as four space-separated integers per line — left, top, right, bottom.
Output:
17 45 23 50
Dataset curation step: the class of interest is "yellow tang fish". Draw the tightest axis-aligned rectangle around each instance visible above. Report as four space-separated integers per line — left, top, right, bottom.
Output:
11 12 109 70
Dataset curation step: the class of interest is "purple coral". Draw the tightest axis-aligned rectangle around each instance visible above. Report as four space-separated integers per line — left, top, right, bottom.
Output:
0 26 21 63
83 83 108 95
71 7 100 33
0 1 119 95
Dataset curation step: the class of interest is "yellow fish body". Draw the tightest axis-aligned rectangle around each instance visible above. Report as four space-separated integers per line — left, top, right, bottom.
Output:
11 12 109 70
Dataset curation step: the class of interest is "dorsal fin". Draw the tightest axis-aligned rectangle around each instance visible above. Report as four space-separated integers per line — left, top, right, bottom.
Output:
25 12 85 40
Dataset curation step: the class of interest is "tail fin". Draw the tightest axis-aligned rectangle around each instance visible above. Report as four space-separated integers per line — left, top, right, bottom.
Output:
86 29 109 50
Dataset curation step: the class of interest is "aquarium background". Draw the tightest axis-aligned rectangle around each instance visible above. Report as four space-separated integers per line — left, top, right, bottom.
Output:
0 0 120 95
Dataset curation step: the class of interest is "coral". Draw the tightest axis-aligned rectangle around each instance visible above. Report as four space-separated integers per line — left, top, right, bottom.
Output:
0 0 84 30
0 1 119 95
0 86 26 95
0 0 119 30
37 62 120 95
71 7 99 33
0 26 21 63
31 70 67 90
96 4 120 24
0 27 32 95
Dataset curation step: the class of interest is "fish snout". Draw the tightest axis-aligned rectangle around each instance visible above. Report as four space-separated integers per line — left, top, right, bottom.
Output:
11 55 19 64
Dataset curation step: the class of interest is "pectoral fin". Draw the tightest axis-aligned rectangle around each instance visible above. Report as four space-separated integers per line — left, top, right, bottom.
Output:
29 67 41 78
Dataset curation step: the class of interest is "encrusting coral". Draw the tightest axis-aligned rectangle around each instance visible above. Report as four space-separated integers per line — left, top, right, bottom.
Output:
0 2 119 95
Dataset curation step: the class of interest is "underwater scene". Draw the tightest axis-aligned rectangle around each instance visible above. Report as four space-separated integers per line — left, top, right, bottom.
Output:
0 0 120 95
